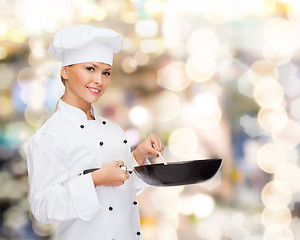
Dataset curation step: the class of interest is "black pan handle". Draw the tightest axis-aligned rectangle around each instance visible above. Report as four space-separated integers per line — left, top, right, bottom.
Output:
83 166 132 175
83 168 100 175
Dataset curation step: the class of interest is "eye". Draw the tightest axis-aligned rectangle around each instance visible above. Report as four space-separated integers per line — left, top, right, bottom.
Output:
103 71 111 76
87 67 95 71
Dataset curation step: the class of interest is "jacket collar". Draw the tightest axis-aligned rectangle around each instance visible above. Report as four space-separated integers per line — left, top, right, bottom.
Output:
57 100 97 121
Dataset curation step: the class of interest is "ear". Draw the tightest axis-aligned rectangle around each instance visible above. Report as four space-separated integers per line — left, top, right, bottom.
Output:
61 66 69 80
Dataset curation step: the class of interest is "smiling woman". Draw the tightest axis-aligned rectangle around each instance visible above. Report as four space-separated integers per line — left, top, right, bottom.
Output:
26 25 164 240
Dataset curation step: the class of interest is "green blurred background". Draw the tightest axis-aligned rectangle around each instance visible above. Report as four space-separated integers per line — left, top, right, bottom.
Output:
0 0 300 239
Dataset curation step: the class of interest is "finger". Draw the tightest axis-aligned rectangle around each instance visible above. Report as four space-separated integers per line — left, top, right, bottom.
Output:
152 134 164 152
115 161 125 167
152 137 163 153
124 173 130 180
121 172 130 181
149 144 160 157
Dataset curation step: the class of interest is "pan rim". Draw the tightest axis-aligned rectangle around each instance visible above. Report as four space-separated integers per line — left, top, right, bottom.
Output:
135 158 222 168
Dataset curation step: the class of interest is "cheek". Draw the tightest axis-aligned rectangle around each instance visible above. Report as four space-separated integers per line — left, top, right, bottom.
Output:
103 78 110 88
71 70 89 86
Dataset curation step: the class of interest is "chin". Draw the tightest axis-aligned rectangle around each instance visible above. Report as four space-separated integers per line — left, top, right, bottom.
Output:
87 96 101 103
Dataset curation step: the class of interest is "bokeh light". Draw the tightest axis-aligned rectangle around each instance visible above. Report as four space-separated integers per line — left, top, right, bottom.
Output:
154 91 181 122
263 18 299 51
134 51 150 66
248 60 279 86
274 164 300 194
257 107 288 133
192 93 222 130
262 18 300 65
157 61 191 92
24 105 50 128
0 63 16 90
250 0 276 17
186 28 219 56
257 143 287 173
8 29 26 43
151 187 183 218
197 220 223 240
263 227 294 240
261 181 292 207
20 81 46 109
168 128 199 159
17 67 38 86
140 39 165 54
272 119 300 149
129 105 151 127
253 77 284 108
261 204 292 231
289 96 300 122
135 19 158 38
121 56 138 73
193 93 218 117
185 54 216 82
0 95 14 117
192 193 215 218
0 46 8 60
180 193 215 218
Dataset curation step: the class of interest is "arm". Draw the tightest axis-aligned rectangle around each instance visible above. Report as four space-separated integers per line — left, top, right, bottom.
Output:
27 134 101 224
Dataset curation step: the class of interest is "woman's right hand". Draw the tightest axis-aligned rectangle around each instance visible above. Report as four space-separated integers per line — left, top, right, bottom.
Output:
91 161 129 187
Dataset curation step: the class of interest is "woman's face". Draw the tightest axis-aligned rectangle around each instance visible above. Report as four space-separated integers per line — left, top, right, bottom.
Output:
61 62 111 104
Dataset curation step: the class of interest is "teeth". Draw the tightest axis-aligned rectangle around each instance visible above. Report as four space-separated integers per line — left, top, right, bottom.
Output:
89 87 100 93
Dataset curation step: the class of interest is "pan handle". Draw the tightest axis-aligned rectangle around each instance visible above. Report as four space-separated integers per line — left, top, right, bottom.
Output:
83 168 99 175
83 166 133 175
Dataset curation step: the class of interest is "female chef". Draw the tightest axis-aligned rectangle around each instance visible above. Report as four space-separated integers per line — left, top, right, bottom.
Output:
27 25 164 240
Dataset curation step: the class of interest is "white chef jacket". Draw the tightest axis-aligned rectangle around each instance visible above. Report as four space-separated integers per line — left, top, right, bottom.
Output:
27 100 147 240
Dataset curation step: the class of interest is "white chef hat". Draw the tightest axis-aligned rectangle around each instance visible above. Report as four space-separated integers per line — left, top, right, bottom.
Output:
47 25 123 67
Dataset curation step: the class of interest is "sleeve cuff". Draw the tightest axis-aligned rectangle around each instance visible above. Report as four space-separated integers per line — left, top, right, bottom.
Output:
67 173 101 221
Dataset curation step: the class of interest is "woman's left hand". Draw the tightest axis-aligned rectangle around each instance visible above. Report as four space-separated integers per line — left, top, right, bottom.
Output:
133 133 164 165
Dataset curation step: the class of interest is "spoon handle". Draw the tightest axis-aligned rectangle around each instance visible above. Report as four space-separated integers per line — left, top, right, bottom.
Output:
153 144 168 165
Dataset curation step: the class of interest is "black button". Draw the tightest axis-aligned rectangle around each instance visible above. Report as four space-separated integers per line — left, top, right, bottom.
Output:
133 201 137 205
80 125 84 129
102 121 106 125
123 140 127 144
99 141 104 146
109 207 113 211
137 231 141 235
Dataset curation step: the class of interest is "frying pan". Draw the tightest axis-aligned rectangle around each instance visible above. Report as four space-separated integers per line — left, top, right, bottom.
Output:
83 158 222 187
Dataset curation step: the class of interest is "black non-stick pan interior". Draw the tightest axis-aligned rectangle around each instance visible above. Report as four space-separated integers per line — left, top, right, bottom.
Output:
134 159 222 187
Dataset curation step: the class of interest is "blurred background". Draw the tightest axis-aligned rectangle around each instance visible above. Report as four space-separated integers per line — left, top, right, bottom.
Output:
1 0 300 239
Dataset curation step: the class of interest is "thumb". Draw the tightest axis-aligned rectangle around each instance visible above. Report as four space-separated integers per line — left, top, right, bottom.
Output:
115 161 125 167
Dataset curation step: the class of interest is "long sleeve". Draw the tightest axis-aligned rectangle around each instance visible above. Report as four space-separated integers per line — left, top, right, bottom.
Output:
27 133 101 224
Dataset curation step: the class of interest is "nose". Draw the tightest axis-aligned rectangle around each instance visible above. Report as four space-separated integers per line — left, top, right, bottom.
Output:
94 74 102 85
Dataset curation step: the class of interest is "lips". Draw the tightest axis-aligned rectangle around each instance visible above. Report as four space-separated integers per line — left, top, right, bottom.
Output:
87 86 101 94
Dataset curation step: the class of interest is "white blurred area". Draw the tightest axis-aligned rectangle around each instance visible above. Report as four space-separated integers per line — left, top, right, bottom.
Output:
1 0 300 239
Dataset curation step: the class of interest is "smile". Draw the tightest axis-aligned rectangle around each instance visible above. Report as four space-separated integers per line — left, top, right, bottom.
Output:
87 86 101 94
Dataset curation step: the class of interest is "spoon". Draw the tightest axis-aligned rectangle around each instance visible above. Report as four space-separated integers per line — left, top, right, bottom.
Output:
153 144 168 165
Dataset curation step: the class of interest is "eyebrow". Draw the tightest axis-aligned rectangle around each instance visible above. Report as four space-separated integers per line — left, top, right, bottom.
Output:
91 63 112 71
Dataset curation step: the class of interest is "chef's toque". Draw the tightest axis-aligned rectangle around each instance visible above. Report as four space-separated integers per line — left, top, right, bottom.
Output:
47 25 123 67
